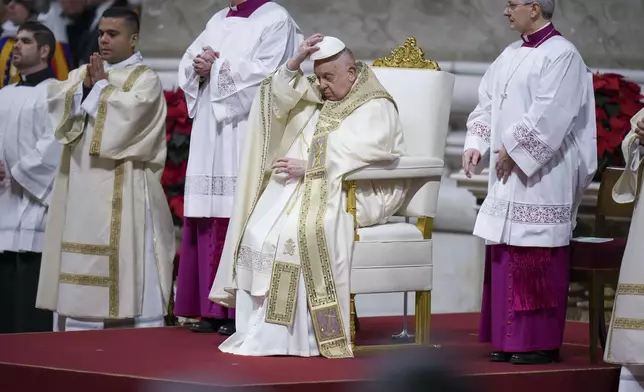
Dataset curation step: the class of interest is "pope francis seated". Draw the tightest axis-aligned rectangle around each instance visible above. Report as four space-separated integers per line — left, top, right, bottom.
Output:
208 34 409 359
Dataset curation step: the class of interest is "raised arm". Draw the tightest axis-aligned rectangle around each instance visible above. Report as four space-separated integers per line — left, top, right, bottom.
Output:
81 67 167 163
501 49 587 177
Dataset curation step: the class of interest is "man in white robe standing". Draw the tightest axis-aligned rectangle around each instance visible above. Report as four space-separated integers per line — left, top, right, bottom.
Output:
209 34 408 358
605 112 644 392
36 7 176 331
174 0 301 336
0 22 62 334
462 0 597 365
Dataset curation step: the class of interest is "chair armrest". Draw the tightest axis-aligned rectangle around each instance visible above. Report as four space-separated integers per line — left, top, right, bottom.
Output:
344 156 444 181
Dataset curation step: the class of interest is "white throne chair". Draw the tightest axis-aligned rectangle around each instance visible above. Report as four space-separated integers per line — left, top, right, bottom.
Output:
345 38 455 351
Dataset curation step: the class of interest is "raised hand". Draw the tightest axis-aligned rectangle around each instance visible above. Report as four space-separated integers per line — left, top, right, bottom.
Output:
287 34 324 71
462 148 481 179
636 118 644 145
271 158 307 180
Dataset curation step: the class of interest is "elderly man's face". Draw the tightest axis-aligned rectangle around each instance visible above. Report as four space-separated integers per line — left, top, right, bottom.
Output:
314 55 357 102
503 1 539 34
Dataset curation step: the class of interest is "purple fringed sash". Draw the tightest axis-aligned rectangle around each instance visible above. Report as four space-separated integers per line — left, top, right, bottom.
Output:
508 246 559 311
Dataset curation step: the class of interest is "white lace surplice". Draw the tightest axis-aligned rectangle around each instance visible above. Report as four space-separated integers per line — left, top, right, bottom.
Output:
0 81 61 253
464 36 597 247
178 3 302 218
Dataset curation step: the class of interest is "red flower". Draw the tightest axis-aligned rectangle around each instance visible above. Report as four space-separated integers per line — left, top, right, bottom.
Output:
169 195 185 220
594 72 644 175
163 88 192 225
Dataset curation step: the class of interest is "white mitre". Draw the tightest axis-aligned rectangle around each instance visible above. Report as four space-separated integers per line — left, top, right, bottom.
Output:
309 36 346 61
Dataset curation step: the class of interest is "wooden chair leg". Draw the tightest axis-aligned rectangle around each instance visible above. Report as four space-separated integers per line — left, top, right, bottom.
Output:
414 291 431 345
588 271 604 364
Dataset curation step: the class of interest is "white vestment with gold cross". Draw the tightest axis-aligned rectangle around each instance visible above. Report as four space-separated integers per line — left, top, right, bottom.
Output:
36 53 176 329
210 63 407 358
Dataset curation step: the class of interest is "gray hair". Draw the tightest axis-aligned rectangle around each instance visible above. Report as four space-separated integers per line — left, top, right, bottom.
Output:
531 0 555 20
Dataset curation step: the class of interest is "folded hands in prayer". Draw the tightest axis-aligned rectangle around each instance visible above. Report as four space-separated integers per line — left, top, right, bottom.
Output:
194 46 219 79
84 53 107 89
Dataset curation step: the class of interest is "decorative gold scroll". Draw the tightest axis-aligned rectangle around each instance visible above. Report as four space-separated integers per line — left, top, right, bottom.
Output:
372 37 440 71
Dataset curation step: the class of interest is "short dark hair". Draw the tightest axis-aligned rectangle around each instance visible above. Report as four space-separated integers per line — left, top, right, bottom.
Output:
102 7 140 34
17 21 56 63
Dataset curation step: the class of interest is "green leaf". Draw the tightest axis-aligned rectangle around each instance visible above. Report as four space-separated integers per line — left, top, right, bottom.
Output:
595 94 610 107
605 102 621 118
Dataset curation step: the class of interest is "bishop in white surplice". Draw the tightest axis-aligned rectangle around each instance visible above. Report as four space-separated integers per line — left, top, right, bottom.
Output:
174 0 302 335
209 35 408 358
463 1 597 365
0 23 62 333
36 8 176 331
605 110 644 392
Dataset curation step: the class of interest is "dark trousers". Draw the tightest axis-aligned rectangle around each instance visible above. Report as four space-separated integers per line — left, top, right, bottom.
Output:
0 251 52 333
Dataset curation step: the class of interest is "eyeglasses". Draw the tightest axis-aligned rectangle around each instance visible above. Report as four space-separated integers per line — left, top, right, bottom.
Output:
505 1 534 11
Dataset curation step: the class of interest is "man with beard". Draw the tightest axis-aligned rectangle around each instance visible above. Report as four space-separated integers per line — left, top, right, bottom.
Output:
0 21 62 333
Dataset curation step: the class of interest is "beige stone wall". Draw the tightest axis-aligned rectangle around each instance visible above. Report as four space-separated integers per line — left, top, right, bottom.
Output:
139 0 644 68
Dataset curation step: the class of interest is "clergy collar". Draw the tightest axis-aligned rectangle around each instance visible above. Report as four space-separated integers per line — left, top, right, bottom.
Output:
104 51 144 71
17 67 54 87
227 0 271 18
521 22 561 48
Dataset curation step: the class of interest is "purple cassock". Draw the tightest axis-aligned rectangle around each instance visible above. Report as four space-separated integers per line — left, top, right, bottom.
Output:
478 244 570 352
478 23 571 354
173 0 272 324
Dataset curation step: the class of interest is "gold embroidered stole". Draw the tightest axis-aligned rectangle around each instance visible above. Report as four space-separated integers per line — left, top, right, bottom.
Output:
265 62 394 358
55 65 148 318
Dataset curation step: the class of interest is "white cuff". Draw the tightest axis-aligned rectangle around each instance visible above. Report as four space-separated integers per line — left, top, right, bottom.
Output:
81 80 110 118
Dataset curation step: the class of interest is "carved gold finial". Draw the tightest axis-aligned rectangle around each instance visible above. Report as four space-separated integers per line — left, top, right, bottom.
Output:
372 37 440 70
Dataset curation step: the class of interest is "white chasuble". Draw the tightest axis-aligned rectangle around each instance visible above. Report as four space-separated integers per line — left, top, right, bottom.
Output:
605 108 644 371
36 53 176 321
210 64 407 358
0 80 62 253
178 2 301 218
464 36 597 247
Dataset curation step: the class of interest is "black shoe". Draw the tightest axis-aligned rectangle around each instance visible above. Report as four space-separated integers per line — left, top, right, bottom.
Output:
510 350 560 365
189 318 225 333
490 351 513 362
218 320 236 336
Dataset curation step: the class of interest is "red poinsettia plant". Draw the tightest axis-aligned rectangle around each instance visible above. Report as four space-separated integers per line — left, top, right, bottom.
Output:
594 73 644 179
162 89 191 226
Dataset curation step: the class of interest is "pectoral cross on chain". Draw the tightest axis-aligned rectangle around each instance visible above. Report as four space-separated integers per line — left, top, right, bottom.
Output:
499 92 508 110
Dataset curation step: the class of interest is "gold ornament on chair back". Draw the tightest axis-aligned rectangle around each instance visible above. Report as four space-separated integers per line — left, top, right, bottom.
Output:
372 37 441 70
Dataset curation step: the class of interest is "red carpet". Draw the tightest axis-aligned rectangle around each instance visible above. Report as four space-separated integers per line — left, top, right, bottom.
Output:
0 313 619 392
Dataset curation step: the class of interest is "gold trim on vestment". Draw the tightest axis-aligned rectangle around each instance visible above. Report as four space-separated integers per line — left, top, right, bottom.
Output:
57 66 147 318
232 76 275 280
89 65 149 156
616 284 644 295
613 317 644 330
265 261 300 326
60 242 111 255
54 80 83 141
278 62 393 358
